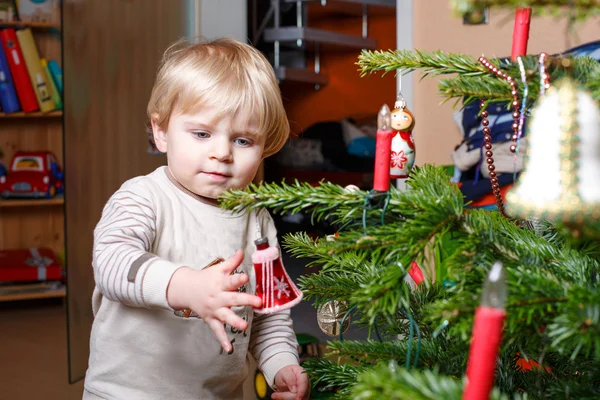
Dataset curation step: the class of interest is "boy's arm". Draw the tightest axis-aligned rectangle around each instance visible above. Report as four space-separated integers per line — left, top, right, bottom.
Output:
93 182 184 310
249 309 300 387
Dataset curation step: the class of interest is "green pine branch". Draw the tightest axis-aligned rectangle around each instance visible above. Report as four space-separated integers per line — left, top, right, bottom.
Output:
221 167 600 365
302 358 368 399
451 0 600 19
325 339 465 372
357 49 487 78
220 166 600 397
351 364 513 400
357 50 600 105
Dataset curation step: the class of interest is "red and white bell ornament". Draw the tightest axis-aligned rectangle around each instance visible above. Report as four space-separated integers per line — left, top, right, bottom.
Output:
252 237 303 314
390 101 416 179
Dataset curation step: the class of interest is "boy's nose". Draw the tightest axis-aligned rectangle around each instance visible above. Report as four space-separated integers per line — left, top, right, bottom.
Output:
209 139 233 162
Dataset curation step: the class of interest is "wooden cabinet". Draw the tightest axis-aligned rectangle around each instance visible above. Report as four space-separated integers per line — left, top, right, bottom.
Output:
0 21 64 302
62 0 189 382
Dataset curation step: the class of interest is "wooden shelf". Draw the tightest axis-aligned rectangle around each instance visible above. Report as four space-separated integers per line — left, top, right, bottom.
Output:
0 195 64 208
0 110 63 118
0 282 65 302
0 21 61 30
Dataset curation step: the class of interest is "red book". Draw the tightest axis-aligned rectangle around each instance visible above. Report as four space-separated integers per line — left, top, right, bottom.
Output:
0 248 62 283
0 28 39 112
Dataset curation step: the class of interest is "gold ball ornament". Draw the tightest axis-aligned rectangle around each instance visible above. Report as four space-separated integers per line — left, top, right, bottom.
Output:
506 78 600 224
317 300 351 337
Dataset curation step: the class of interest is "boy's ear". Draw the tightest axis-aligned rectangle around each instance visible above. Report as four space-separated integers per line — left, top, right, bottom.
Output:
151 117 168 153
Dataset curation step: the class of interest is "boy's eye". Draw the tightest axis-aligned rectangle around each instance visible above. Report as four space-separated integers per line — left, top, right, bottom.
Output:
234 138 251 147
193 131 210 139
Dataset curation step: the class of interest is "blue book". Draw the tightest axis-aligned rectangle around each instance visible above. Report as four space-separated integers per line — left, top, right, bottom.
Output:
0 44 21 113
47 60 62 95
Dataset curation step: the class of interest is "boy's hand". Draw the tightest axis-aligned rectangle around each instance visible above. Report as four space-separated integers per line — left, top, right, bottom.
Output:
167 250 262 353
272 365 310 400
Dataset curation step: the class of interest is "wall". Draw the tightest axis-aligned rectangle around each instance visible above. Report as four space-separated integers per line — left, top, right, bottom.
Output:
199 0 247 42
282 7 397 136
411 2 600 166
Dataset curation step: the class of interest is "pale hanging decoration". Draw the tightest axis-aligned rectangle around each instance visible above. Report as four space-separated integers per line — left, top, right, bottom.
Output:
505 78 600 225
390 91 416 179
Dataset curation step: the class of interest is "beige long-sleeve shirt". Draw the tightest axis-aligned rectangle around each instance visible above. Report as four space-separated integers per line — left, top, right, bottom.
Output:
83 167 299 400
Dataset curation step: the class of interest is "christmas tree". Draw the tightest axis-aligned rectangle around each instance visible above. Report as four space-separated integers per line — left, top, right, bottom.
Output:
223 1 600 398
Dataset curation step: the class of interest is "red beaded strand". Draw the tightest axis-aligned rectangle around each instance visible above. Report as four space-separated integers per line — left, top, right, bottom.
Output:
478 56 520 153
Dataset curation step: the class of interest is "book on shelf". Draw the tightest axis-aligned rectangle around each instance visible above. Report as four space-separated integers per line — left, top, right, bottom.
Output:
15 27 54 112
47 58 60 94
0 35 20 112
40 57 60 108
0 27 38 112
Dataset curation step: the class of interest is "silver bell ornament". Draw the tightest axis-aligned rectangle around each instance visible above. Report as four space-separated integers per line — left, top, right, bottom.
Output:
506 78 600 224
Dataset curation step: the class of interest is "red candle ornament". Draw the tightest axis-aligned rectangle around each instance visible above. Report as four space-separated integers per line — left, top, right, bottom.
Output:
252 237 303 314
373 104 394 192
511 7 532 60
408 260 424 285
464 261 507 400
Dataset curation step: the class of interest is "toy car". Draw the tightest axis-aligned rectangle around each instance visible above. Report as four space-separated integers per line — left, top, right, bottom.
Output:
0 151 64 199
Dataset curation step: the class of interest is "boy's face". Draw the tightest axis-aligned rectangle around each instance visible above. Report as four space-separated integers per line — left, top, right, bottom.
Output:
152 106 265 201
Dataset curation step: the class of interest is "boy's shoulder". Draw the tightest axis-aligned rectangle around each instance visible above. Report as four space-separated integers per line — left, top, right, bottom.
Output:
112 166 169 200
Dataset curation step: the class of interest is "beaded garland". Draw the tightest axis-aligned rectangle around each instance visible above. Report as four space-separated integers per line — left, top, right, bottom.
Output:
475 54 554 214
478 56 521 153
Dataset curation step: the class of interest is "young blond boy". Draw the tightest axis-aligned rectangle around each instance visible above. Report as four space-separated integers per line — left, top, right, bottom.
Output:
83 38 309 400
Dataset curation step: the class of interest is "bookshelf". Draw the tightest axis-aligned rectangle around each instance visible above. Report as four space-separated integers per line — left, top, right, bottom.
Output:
0 195 64 208
0 21 60 30
0 110 62 118
0 16 64 301
0 281 65 302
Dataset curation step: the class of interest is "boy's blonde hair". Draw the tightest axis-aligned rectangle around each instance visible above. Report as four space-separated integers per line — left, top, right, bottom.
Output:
147 38 289 158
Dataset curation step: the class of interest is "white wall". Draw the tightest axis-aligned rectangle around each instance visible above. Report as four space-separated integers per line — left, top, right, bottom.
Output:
198 0 248 42
396 0 414 108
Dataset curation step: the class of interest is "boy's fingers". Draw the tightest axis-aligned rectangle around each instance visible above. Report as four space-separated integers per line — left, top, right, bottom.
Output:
223 292 262 308
295 373 309 399
216 308 249 331
207 318 232 353
270 393 297 400
220 250 244 274
225 273 249 290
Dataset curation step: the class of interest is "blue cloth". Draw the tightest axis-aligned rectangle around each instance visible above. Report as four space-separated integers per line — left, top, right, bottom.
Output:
347 137 376 158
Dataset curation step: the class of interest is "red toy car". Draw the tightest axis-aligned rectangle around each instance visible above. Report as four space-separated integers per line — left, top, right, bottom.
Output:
0 151 64 199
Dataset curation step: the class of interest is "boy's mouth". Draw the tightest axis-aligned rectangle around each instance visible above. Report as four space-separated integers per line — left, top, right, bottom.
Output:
203 171 231 181
205 171 231 177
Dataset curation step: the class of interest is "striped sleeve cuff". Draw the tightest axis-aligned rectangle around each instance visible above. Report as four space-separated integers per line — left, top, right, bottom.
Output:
138 258 185 310
260 352 300 388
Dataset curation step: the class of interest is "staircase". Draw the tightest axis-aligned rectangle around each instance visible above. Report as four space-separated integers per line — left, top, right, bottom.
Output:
251 0 396 89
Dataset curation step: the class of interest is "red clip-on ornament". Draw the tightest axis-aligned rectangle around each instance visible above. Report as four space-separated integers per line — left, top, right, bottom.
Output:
252 237 303 314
